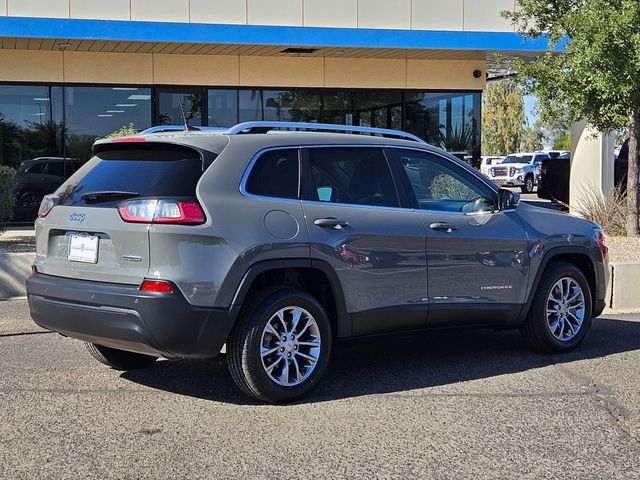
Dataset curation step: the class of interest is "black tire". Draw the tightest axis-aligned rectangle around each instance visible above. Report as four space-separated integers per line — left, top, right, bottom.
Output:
521 175 535 194
85 343 158 370
521 262 593 353
227 287 332 403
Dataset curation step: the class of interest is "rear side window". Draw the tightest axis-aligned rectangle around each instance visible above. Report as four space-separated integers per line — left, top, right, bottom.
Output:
303 147 399 208
57 147 205 207
245 149 299 199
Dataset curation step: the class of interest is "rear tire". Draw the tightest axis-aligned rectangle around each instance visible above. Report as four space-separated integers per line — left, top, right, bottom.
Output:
227 287 332 403
85 343 158 370
521 262 592 353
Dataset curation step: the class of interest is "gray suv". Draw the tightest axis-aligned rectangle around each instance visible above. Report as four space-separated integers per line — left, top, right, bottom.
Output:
26 122 609 403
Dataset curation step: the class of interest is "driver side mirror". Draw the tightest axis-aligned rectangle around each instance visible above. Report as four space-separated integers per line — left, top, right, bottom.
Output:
498 188 520 211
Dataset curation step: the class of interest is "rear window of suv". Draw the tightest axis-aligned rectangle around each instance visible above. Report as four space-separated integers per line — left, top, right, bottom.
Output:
56 148 205 207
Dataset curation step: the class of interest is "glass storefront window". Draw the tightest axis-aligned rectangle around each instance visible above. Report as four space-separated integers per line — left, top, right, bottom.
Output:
208 89 238 127
158 89 204 126
65 86 152 163
0 85 64 169
263 90 321 123
353 91 403 130
322 91 352 125
239 90 263 122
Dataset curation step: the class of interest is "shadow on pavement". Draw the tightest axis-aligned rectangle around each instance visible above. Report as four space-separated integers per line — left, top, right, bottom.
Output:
121 316 640 405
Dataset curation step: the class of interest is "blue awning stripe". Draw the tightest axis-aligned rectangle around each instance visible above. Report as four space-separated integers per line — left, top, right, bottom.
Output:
0 16 556 52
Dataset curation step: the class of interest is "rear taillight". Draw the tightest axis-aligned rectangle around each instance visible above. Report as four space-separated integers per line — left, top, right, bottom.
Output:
140 280 174 293
118 199 205 225
31 265 38 276
595 228 608 258
38 195 58 218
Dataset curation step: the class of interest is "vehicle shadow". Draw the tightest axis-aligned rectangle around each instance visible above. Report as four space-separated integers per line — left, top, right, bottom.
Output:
121 315 640 405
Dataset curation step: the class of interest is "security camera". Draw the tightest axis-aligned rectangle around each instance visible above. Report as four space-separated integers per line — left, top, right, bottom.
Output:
473 70 483 79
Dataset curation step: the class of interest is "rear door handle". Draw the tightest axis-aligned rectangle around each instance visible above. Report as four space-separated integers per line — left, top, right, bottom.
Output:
429 222 458 233
314 217 349 228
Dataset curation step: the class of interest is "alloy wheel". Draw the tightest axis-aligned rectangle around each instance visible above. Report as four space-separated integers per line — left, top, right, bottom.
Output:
546 277 586 341
260 306 321 387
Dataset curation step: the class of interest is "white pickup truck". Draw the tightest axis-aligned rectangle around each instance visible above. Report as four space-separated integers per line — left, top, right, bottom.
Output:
488 152 550 193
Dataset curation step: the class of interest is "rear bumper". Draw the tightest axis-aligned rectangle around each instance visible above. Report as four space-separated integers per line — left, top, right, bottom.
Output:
26 273 237 358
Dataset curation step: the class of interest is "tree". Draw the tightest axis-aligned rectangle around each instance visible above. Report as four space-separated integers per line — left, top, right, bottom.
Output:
481 79 527 156
521 126 545 152
505 0 640 236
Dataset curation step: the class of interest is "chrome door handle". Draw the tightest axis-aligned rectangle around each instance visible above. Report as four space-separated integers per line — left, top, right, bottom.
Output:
314 218 349 228
429 222 458 233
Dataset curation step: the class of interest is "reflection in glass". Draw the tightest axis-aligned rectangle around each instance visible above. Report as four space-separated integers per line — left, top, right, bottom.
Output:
263 90 321 122
158 90 203 126
208 89 238 127
239 90 262 122
323 91 352 125
353 91 403 130
66 87 152 163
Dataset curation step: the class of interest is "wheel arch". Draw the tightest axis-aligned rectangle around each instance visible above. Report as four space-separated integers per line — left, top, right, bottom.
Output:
519 246 600 323
230 259 350 338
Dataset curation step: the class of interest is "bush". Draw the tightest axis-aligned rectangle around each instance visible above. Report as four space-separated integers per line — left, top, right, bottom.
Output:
105 123 138 139
573 183 627 237
0 166 15 233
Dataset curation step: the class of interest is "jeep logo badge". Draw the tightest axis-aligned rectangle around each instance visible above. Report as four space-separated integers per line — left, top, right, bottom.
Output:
68 212 86 223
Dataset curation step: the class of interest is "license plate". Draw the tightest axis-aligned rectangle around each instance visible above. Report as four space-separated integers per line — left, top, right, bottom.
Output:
68 234 99 264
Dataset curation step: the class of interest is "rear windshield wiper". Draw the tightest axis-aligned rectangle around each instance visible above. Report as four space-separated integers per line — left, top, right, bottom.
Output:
80 191 140 203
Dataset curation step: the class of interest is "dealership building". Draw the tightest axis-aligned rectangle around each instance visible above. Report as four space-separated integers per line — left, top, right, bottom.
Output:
0 1 554 174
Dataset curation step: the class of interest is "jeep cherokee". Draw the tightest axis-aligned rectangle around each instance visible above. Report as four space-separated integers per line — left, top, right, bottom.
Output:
26 122 609 403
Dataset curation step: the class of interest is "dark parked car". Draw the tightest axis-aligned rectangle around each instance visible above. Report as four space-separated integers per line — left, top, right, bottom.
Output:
12 157 82 220
615 139 629 191
27 122 609 403
538 151 571 206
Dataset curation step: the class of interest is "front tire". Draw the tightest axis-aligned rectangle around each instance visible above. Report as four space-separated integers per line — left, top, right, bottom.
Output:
521 262 592 353
85 343 158 370
521 175 535 193
227 288 332 403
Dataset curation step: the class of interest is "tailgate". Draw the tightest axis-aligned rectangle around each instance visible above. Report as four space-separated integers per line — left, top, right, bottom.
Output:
34 205 150 285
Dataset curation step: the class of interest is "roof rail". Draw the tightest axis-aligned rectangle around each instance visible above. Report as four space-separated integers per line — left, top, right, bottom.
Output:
141 125 226 134
224 121 426 143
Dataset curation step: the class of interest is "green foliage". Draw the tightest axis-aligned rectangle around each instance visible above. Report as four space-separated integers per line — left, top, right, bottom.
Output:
521 127 545 152
105 123 138 139
505 0 640 236
430 174 476 201
481 79 527 156
553 134 571 151
0 165 15 232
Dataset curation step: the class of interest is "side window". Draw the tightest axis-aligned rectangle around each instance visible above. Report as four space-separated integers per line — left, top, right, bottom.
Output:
25 163 46 174
393 149 495 213
245 149 299 199
303 147 399 208
45 161 65 177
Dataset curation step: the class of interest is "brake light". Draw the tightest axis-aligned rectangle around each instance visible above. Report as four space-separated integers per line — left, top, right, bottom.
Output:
595 228 608 258
118 199 205 225
31 265 38 276
140 280 174 293
111 137 146 143
38 195 57 218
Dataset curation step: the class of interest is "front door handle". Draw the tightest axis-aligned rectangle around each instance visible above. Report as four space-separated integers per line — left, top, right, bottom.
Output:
314 217 349 228
429 222 458 233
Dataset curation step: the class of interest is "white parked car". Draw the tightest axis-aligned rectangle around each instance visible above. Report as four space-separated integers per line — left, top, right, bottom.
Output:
479 156 505 177
488 152 550 193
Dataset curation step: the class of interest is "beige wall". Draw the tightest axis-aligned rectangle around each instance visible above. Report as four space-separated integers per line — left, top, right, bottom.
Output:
1 0 517 32
0 49 486 90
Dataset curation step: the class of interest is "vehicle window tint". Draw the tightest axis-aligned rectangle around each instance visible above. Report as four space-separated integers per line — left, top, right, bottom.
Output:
245 149 299 199
25 163 46 174
45 161 65 177
56 147 206 207
304 147 399 208
394 149 495 213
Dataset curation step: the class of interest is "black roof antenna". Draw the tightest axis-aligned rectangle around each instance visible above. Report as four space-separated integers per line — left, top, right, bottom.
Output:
178 96 198 133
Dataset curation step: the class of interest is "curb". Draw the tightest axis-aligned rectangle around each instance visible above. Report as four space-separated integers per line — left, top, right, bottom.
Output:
0 253 34 300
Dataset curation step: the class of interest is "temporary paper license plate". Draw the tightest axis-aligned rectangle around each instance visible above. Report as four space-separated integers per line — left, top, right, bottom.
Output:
68 234 99 264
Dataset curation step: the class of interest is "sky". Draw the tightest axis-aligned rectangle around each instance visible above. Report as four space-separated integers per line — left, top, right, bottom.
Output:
524 95 539 125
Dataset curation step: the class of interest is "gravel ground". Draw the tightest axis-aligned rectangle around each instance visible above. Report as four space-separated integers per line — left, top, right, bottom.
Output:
0 235 36 254
605 236 640 263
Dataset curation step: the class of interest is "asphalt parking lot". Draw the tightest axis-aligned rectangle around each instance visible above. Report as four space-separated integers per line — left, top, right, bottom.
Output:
1 299 639 479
